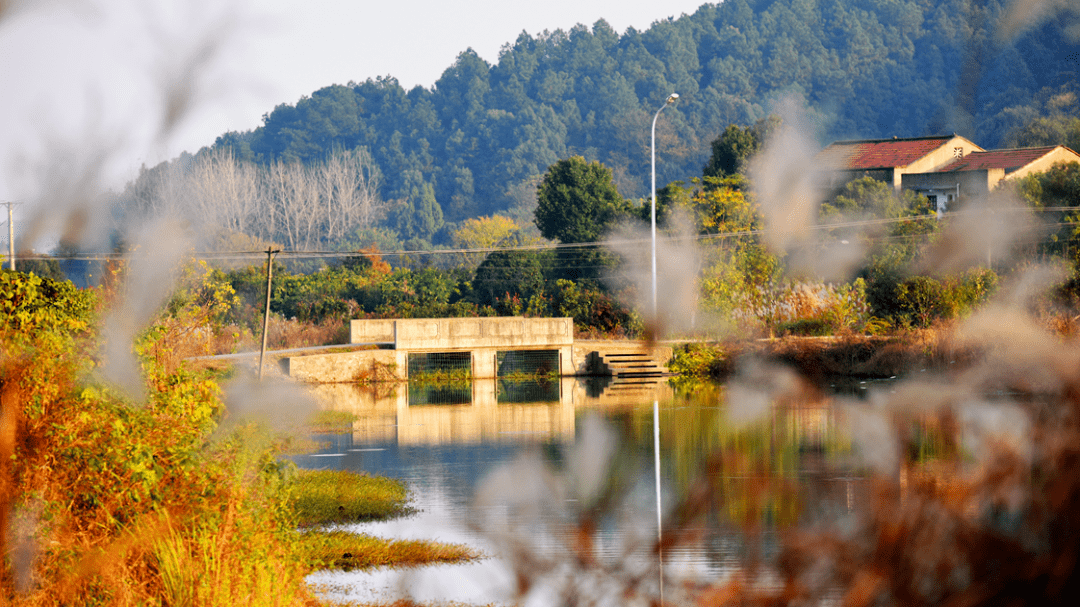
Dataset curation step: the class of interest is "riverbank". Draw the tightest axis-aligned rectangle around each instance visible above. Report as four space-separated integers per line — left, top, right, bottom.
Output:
669 329 974 382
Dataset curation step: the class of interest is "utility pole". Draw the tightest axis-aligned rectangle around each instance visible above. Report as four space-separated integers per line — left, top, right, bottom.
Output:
1 201 19 271
258 247 281 380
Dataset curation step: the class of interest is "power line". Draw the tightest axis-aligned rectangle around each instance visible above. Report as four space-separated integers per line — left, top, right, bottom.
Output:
18 207 1080 264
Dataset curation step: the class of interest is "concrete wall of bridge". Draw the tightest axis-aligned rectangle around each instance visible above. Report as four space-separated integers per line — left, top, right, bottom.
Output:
283 317 671 383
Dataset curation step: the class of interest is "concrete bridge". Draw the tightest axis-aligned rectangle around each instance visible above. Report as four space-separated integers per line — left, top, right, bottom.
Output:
283 316 671 383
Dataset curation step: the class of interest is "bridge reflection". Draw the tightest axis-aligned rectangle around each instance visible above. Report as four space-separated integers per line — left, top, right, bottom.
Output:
308 377 676 445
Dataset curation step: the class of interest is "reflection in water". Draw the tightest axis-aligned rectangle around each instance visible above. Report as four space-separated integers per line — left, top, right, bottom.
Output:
407 382 471 406
300 377 867 605
497 377 561 403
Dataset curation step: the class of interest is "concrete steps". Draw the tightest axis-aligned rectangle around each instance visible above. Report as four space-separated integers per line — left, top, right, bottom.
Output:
596 352 670 378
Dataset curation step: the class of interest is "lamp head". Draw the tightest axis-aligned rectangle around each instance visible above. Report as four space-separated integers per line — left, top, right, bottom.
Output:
666 93 679 104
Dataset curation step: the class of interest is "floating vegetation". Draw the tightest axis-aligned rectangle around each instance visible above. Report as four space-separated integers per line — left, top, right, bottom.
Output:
305 409 358 434
291 470 415 528
298 530 479 572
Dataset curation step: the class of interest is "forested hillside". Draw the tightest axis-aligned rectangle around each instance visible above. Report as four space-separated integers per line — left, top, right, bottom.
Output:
124 0 1079 250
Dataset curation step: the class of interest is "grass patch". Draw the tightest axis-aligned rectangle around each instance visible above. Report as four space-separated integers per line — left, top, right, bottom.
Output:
299 530 480 571
307 409 358 434
292 470 415 527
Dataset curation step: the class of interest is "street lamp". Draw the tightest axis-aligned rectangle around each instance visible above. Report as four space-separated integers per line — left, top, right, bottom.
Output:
650 92 677 603
651 93 678 319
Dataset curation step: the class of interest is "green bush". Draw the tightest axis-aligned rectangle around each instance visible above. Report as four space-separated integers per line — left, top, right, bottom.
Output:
548 279 641 337
872 268 998 328
0 270 98 340
668 343 732 379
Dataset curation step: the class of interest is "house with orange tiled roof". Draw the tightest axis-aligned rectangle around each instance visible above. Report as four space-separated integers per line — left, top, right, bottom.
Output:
816 134 984 190
901 145 1080 211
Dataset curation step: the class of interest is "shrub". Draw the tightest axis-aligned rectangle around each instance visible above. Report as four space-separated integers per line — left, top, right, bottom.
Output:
0 270 98 341
668 343 733 379
549 279 641 337
880 269 999 328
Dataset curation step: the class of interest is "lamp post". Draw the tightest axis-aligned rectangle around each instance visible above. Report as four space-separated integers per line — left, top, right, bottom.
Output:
651 93 679 319
650 92 677 605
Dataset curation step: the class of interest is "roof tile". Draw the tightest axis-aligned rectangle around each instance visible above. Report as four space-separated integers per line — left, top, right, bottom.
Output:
819 136 955 170
934 147 1060 172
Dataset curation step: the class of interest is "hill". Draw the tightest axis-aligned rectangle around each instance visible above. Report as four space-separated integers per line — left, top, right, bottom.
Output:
127 0 1080 248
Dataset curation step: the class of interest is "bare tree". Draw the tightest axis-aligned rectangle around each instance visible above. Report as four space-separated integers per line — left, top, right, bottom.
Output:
318 147 387 242
121 157 193 224
187 148 259 238
263 159 320 251
119 145 389 252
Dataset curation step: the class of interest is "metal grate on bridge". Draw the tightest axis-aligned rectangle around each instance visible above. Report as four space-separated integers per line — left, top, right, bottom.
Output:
407 351 473 406
408 351 472 378
496 349 559 378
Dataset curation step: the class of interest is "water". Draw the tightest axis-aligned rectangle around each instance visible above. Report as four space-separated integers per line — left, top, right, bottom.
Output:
297 377 868 605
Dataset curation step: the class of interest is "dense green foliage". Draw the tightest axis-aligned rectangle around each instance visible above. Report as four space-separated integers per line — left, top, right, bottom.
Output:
702 117 780 178
535 156 627 244
534 155 628 284
218 251 642 337
820 176 932 222
102 0 1080 342
0 270 98 340
191 0 1077 240
1017 161 1080 262
473 248 552 309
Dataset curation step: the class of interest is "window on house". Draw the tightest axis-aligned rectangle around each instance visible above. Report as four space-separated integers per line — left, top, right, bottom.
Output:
954 147 964 158
928 195 938 210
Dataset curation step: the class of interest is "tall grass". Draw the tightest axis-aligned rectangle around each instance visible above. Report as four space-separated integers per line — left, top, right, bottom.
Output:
0 271 307 604
1 268 493 604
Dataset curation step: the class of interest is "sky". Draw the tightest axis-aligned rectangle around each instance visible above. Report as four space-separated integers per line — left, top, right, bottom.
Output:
0 0 712 207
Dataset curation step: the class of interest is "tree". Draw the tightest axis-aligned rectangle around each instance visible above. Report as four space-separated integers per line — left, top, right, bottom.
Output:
819 176 929 222
451 215 522 270
534 156 626 243
187 147 260 238
685 175 760 235
534 156 628 285
1001 91 1080 152
702 116 781 178
703 124 756 178
394 169 444 242
317 147 388 241
1017 161 1080 261
7 256 66 283
472 248 552 309
264 158 319 251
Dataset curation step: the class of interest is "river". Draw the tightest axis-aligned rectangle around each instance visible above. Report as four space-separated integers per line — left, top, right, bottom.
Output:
296 375 879 605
